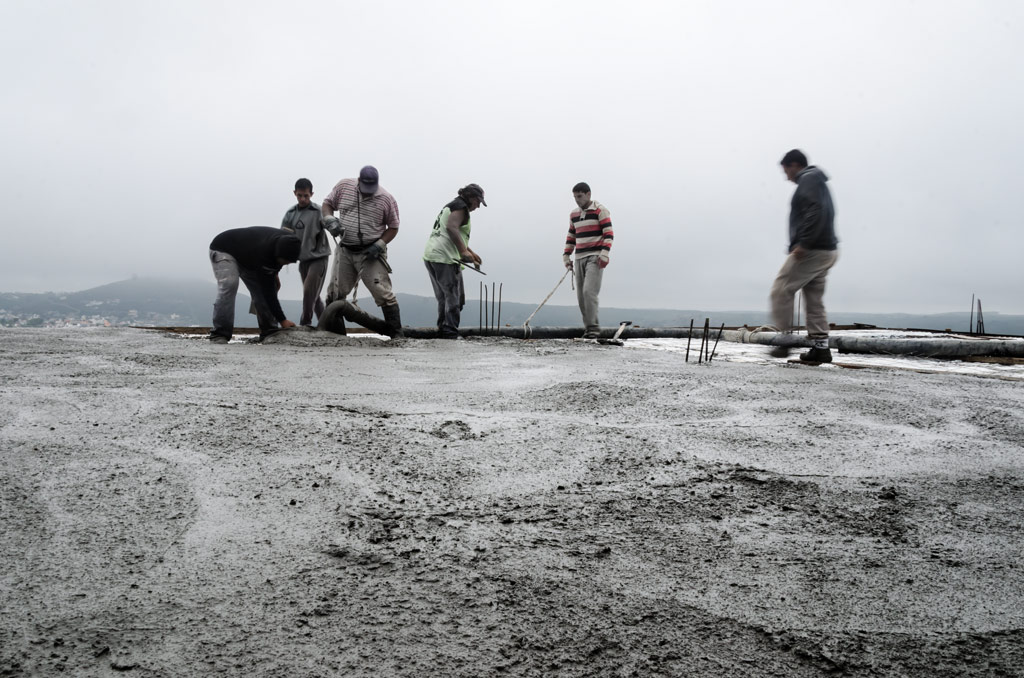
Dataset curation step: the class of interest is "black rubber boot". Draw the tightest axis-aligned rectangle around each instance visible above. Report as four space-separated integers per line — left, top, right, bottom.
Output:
383 304 405 339
799 346 833 363
317 302 347 336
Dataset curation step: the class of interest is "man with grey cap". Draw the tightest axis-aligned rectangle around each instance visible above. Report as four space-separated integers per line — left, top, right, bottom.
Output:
321 165 404 337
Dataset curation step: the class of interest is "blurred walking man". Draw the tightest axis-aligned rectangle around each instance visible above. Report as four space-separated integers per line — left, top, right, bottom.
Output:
769 149 839 363
321 165 404 337
281 178 330 326
563 182 614 339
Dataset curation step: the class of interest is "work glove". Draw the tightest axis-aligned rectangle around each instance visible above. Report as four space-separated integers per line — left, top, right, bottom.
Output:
322 216 342 237
365 239 386 259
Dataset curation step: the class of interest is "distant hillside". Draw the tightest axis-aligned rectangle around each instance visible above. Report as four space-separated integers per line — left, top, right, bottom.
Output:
2 277 1023 335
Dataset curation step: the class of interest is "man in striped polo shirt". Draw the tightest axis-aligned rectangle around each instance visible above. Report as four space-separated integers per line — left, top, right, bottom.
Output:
563 182 614 339
321 165 404 337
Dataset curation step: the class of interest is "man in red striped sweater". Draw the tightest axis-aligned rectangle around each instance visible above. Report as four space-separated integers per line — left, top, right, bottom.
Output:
563 182 614 338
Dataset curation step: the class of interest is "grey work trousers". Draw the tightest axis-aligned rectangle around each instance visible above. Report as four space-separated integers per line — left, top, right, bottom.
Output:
770 248 839 339
573 256 604 333
210 250 280 340
298 256 328 326
424 261 464 338
326 245 397 308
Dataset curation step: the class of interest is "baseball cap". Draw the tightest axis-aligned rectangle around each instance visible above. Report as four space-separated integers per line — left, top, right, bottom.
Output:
463 183 487 207
358 166 379 194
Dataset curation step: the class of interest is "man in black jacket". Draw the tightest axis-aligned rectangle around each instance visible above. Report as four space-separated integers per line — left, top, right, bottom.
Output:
769 149 839 363
208 226 302 343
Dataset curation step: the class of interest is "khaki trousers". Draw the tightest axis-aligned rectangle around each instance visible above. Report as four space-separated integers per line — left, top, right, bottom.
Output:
770 249 838 339
573 256 604 332
326 245 397 308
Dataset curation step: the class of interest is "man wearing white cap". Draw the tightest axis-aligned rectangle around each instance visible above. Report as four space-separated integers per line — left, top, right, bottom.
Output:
321 165 404 337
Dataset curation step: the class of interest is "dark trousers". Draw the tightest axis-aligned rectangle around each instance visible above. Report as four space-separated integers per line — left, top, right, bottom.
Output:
298 257 328 326
424 260 464 337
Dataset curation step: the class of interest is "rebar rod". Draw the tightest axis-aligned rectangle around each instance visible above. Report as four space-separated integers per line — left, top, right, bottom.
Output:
705 318 712 362
685 319 694 362
709 323 725 362
698 318 708 364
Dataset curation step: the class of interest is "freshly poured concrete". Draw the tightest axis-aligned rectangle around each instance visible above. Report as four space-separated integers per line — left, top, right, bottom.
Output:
1 327 1022 676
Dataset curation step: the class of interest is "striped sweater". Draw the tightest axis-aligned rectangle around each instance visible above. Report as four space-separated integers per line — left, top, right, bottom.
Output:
564 200 613 266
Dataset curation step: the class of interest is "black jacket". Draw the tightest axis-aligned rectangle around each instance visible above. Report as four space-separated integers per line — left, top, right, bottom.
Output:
789 166 838 252
209 226 301 322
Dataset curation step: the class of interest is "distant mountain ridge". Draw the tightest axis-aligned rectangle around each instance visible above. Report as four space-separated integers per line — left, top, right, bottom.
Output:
2 277 1022 335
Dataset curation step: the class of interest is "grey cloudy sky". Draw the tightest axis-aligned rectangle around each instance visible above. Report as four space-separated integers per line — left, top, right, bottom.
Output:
2 0 1021 314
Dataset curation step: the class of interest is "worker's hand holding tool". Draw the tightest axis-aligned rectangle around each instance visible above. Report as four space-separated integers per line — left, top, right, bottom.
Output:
365 240 385 260
322 216 342 237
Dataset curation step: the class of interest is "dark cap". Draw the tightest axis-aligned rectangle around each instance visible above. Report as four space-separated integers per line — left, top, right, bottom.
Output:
358 165 379 194
462 183 487 207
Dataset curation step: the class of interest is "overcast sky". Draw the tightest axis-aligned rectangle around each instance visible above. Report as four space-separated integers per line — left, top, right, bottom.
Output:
2 0 1021 315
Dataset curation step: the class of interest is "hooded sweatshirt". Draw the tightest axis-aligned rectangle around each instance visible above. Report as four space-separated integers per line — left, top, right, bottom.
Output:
789 166 838 252
281 201 331 261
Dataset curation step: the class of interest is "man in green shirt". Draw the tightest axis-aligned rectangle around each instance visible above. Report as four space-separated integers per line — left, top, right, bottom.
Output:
422 184 485 339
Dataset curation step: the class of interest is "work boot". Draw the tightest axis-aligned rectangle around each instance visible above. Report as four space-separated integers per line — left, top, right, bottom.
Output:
769 345 791 358
799 346 833 363
209 334 230 344
383 304 405 339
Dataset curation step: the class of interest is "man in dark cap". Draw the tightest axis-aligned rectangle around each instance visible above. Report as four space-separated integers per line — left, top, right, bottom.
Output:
321 165 405 337
422 183 487 338
208 226 302 343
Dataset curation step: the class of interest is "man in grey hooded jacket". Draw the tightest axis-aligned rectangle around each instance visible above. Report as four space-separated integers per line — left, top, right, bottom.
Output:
282 178 331 326
769 149 839 363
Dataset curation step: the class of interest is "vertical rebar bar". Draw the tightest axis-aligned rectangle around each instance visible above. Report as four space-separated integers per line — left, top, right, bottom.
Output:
491 283 496 334
698 318 708 364
479 282 483 334
705 318 711 362
685 319 694 362
484 284 489 334
497 283 503 329
709 323 725 362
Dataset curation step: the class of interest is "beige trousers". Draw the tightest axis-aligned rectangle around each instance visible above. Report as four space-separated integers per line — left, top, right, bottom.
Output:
326 245 397 308
770 249 838 339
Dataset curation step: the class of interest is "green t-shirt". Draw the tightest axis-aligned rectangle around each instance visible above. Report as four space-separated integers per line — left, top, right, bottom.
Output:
423 198 472 265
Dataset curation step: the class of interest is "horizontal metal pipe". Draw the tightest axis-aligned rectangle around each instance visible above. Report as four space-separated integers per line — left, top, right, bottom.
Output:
317 318 1024 358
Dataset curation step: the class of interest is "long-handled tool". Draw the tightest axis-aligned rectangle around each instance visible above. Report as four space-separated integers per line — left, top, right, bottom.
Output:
461 262 487 275
522 268 572 338
597 320 632 346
